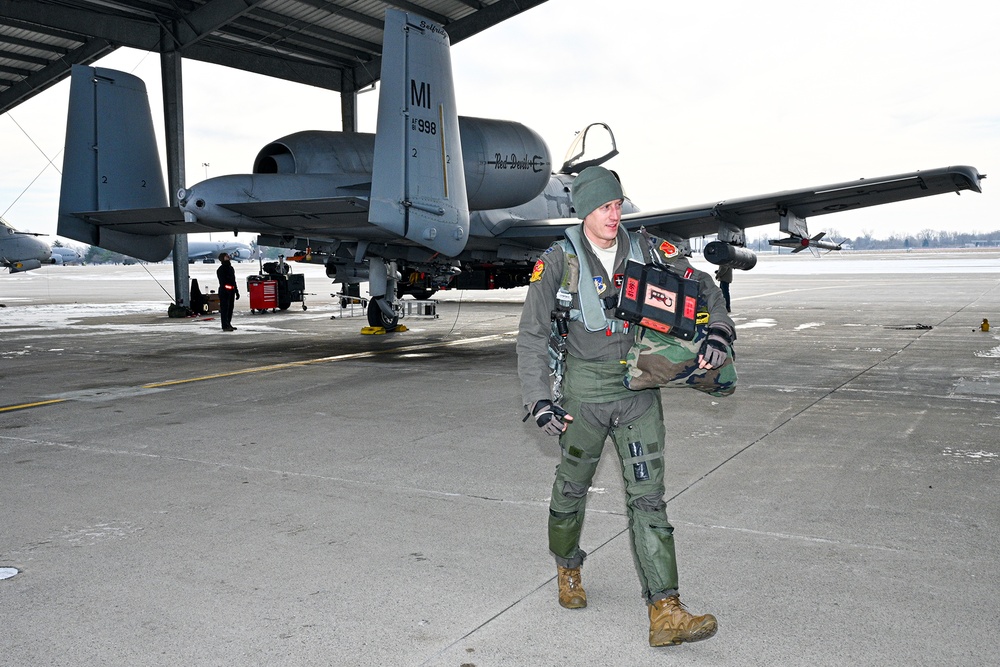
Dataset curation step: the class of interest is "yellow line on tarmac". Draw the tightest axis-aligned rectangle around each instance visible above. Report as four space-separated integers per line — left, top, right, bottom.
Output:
0 398 68 413
1 332 514 413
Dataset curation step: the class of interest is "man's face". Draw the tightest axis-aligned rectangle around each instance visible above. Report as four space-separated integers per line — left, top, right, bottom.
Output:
582 199 623 249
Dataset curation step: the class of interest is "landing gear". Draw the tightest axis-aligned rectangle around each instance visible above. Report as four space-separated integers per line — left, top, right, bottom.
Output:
366 259 401 329
367 297 399 328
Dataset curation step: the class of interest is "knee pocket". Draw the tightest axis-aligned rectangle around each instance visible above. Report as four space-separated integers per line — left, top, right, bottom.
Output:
632 491 666 513
561 480 589 499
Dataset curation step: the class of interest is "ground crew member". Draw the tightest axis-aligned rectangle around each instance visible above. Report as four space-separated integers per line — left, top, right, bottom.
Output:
715 263 733 312
516 166 734 647
217 252 239 331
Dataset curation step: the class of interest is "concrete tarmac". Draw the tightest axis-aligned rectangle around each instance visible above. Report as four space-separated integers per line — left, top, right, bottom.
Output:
2 252 999 666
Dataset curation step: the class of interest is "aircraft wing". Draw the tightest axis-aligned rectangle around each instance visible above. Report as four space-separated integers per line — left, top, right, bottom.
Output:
497 165 982 246
74 207 206 235
622 165 983 239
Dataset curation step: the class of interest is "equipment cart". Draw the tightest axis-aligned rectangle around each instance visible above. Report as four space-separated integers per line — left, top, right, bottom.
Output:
247 275 279 313
246 260 308 312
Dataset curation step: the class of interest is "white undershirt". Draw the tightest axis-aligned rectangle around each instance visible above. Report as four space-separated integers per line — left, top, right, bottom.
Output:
586 236 618 279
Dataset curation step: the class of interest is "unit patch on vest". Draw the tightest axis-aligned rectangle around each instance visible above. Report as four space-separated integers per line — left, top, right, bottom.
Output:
593 275 606 294
659 239 680 258
614 273 625 289
530 259 545 283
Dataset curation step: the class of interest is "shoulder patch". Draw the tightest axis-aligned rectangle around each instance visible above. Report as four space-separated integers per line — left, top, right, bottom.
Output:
659 239 680 258
530 258 545 283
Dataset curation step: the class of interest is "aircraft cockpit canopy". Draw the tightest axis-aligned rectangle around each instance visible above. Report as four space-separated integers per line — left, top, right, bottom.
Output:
560 122 619 175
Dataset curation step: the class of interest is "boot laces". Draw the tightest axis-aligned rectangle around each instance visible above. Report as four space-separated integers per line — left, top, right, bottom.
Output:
660 594 712 630
666 594 687 612
560 567 582 591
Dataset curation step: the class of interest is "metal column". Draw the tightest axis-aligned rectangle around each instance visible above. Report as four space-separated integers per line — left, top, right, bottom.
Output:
161 44 189 310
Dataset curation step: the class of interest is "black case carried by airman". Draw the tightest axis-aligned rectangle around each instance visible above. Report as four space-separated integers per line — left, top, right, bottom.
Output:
615 260 699 340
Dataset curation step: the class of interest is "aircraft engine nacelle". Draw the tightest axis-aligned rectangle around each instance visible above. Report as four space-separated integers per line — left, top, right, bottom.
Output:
251 116 552 212
704 241 758 271
253 131 375 177
458 117 552 210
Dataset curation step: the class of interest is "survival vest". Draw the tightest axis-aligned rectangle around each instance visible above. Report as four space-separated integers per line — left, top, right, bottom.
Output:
554 225 646 333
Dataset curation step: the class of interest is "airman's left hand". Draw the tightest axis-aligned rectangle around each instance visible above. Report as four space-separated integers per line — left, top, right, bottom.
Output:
698 322 735 369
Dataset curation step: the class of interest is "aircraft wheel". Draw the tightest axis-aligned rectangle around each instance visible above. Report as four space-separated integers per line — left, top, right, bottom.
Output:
367 297 399 328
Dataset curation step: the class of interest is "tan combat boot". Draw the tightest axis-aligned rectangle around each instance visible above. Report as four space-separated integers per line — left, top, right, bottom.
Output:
556 565 587 609
648 594 717 646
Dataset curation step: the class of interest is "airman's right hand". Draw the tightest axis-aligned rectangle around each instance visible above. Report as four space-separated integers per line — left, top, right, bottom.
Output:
527 399 573 436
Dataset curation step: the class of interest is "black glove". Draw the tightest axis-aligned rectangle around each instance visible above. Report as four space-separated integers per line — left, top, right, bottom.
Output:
235 291 241 300
524 399 573 436
699 322 735 369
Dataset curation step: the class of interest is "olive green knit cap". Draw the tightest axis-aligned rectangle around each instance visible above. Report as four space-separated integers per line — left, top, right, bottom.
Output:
571 166 624 219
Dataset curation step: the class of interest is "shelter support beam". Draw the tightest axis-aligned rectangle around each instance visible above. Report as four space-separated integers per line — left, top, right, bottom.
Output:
161 43 189 309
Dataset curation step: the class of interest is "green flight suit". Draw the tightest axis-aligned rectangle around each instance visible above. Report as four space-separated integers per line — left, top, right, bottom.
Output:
516 224 731 602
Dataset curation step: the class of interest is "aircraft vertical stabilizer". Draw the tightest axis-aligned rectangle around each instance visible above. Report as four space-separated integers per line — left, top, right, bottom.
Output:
58 65 174 260
370 9 470 257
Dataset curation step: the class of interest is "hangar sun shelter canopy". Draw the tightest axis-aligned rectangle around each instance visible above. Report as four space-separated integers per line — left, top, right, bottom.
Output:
0 0 549 126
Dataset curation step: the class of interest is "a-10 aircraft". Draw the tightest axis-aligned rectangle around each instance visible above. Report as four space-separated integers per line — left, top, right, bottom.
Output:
56 9 984 328
1 216 51 273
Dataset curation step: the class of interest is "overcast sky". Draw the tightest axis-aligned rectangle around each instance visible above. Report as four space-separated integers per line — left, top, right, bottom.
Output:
1 0 997 246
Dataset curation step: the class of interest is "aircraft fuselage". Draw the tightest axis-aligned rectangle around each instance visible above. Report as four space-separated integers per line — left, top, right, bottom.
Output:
2 219 52 273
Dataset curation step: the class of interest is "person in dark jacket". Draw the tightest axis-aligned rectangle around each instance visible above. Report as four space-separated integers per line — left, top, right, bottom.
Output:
715 264 733 312
216 252 240 331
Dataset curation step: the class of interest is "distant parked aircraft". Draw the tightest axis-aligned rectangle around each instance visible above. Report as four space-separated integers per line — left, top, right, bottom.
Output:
1 216 51 273
50 245 85 265
172 240 258 263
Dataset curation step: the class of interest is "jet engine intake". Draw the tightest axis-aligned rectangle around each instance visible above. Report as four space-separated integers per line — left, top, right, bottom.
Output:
704 241 758 270
253 131 376 176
